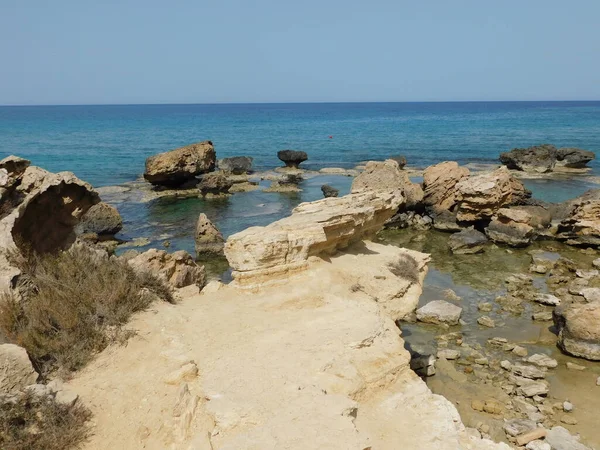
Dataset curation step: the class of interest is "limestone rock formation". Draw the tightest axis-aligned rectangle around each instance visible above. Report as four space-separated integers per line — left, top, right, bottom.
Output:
422 161 470 211
0 161 99 292
556 189 600 247
224 191 403 284
556 147 596 170
77 202 123 236
264 173 303 193
500 144 558 173
321 184 339 198
128 249 206 289
554 301 600 360
448 228 488 254
144 141 216 187
485 208 541 247
389 154 407 169
197 172 234 198
416 300 462 325
351 159 422 208
455 167 530 222
218 156 253 175
0 344 38 395
0 155 30 190
277 150 308 168
195 213 225 257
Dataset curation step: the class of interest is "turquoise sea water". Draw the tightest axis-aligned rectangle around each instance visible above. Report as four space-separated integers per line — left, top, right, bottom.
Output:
1 102 599 255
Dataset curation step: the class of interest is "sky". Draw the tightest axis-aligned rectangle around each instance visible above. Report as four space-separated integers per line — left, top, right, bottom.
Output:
1 0 599 105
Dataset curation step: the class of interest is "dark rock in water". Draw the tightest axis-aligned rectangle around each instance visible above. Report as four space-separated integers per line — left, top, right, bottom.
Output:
144 141 216 187
430 209 462 232
198 172 234 198
448 228 488 254
499 144 558 173
321 184 339 198
218 156 253 175
389 155 407 169
77 202 123 236
554 301 600 360
195 213 225 257
556 147 595 169
277 150 308 168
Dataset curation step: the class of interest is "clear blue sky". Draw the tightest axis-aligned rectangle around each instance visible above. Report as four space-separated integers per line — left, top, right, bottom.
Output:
1 0 599 105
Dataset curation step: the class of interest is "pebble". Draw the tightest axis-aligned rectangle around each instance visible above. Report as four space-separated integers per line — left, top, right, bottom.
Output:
563 401 573 412
560 415 578 425
513 345 528 357
566 362 586 371
477 316 495 328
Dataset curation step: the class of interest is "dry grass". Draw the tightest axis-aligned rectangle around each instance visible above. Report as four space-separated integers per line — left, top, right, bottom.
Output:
387 253 420 284
0 391 91 450
0 245 174 377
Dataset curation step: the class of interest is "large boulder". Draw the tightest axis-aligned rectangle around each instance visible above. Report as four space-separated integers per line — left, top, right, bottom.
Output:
198 172 234 198
484 207 548 247
455 167 530 222
556 189 600 247
224 191 403 284
218 156 253 175
195 213 225 257
128 249 206 289
448 228 487 254
0 344 38 395
422 161 470 212
144 141 216 187
277 150 308 169
351 160 423 208
556 147 595 170
77 202 123 236
554 301 600 360
499 144 558 173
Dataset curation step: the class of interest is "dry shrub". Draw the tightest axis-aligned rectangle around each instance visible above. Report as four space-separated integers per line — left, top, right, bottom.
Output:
0 391 91 450
0 245 174 376
387 253 420 284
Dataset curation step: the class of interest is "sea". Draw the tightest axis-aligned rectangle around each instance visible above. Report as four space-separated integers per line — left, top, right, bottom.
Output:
1 101 599 255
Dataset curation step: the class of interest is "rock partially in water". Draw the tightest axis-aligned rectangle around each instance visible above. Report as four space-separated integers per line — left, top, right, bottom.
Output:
525 354 558 368
422 161 470 211
195 213 225 258
448 228 488 254
416 300 462 326
554 301 600 360
198 172 234 198
556 147 596 170
320 184 339 198
128 249 206 289
500 144 558 173
77 201 123 236
218 156 253 175
144 141 216 187
277 150 308 169
430 209 463 231
485 207 550 247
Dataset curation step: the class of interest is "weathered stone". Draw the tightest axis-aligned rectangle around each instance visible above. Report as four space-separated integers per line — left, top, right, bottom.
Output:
526 439 550 450
198 172 234 198
218 156 253 175
430 209 463 231
566 362 586 371
513 346 529 357
455 167 530 222
144 141 216 186
556 147 595 170
546 426 591 450
532 311 553 321
416 300 462 326
517 380 549 397
0 344 38 395
534 293 561 306
500 144 558 173
556 189 600 247
422 161 470 211
0 155 30 188
563 401 573 412
321 184 339 198
389 155 407 169
448 228 488 254
511 364 547 379
128 249 206 289
526 354 558 368
485 207 547 247
277 150 308 168
195 213 225 257
77 202 123 235
554 302 600 360
55 389 79 407
437 349 460 360
504 418 537 437
477 316 495 328
516 428 547 446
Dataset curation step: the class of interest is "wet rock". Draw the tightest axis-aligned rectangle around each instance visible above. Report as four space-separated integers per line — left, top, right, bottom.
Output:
500 144 558 173
437 349 460 360
430 209 463 231
320 184 339 198
277 150 308 168
197 172 234 198
556 147 595 170
526 354 558 369
128 249 206 289
218 156 253 175
477 316 496 328
513 345 528 357
517 380 550 397
455 167 530 222
144 141 216 186
448 228 488 254
195 213 225 257
422 161 470 211
485 208 541 247
532 311 553 321
478 302 493 312
410 353 436 377
546 426 591 450
0 344 38 395
554 302 600 360
416 300 462 326
77 202 123 236
565 362 586 371
511 364 547 379
500 360 512 371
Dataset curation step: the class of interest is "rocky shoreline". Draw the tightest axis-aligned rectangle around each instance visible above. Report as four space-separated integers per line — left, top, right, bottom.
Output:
1 142 599 449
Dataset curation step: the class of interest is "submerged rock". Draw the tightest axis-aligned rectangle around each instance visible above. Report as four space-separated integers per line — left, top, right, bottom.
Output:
448 228 488 254
195 213 225 257
422 161 470 211
198 172 234 198
277 150 308 168
128 249 206 289
0 344 39 395
144 141 216 187
77 201 123 236
218 156 253 175
320 184 339 198
416 300 462 325
554 301 600 360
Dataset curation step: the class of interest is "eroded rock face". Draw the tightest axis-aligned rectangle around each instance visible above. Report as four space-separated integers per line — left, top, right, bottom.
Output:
0 344 38 395
422 161 470 211
554 301 600 360
556 189 600 247
351 159 422 208
277 150 308 168
500 144 558 173
144 141 216 187
218 156 253 175
195 213 225 257
485 208 539 247
128 249 206 289
224 191 404 284
77 202 123 236
556 147 596 169
455 167 530 222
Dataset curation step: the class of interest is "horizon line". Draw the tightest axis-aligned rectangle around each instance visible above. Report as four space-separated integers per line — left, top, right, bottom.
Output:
2 99 600 107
